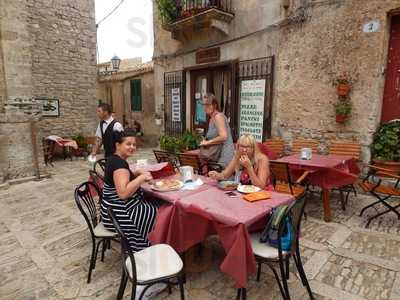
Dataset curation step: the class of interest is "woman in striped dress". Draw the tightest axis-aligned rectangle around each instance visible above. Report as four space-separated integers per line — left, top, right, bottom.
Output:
100 130 157 252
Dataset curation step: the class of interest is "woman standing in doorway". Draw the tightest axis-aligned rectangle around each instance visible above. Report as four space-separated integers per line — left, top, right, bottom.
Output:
200 93 234 167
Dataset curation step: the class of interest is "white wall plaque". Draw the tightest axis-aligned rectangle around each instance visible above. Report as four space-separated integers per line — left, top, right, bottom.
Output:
363 21 380 33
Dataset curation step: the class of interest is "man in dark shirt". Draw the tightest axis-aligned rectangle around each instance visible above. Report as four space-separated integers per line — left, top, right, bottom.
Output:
91 103 123 158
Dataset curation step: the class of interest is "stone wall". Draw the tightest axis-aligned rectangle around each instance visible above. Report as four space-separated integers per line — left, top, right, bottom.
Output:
0 0 97 181
153 0 400 162
28 0 98 138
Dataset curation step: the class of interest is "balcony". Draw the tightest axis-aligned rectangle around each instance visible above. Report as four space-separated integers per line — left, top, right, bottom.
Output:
161 0 234 41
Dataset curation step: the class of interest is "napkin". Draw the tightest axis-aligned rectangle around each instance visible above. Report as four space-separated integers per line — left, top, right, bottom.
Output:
181 178 204 190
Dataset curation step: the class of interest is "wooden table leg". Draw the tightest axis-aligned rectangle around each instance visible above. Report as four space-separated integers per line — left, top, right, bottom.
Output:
322 188 332 222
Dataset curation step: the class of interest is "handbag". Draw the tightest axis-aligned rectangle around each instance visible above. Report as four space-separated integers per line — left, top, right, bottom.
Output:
199 143 223 163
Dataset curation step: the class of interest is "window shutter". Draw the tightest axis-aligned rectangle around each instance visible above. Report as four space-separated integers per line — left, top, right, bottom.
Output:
130 79 142 111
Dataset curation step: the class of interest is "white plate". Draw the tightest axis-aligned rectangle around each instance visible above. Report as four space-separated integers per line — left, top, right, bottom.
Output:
237 185 261 194
151 180 184 192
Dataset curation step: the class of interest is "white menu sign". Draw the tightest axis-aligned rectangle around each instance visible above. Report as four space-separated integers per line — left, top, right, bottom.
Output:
239 79 266 142
171 88 181 122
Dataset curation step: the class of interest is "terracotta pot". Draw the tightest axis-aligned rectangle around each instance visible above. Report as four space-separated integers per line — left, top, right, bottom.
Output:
372 160 400 175
337 84 350 96
336 114 349 123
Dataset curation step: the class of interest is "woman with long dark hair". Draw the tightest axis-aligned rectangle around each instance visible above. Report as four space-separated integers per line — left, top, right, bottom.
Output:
100 129 157 251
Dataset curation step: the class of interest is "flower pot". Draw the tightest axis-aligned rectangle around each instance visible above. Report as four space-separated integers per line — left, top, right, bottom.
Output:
372 160 400 176
155 118 162 125
336 114 349 123
337 84 350 96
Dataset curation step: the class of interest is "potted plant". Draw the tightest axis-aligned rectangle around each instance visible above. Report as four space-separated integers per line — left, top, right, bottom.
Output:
156 0 181 24
371 120 400 173
335 72 351 96
334 101 352 123
72 133 88 157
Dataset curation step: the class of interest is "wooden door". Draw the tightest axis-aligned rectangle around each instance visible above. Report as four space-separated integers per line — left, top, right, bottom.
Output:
382 15 400 123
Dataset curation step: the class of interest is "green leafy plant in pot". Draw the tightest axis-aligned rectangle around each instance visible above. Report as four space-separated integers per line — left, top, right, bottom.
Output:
371 120 400 173
334 101 352 123
72 133 88 156
156 0 182 24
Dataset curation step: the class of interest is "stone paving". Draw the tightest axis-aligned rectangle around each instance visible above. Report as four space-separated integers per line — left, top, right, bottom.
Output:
1 148 400 299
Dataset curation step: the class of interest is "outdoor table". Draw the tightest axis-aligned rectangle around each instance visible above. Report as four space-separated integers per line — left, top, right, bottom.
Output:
143 176 294 288
275 154 359 222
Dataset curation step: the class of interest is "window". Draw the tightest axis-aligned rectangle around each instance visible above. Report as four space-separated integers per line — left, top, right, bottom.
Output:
130 79 142 111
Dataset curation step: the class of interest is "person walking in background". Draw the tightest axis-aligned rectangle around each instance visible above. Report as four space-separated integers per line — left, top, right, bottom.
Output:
91 103 123 158
200 93 234 167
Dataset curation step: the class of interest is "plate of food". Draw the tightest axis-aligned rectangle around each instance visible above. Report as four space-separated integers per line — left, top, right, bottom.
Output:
237 184 261 194
151 179 184 192
217 180 238 191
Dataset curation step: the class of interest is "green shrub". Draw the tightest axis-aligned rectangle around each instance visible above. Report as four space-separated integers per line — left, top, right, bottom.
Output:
156 0 181 24
371 120 400 162
72 133 87 150
160 131 200 153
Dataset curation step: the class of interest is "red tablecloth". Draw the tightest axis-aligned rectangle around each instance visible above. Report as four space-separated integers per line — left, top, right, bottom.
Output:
144 177 294 288
276 154 359 189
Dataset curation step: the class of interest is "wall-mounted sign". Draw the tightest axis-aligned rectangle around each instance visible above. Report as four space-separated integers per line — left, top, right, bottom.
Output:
171 88 181 122
196 47 220 64
363 21 380 33
36 98 60 117
239 80 266 142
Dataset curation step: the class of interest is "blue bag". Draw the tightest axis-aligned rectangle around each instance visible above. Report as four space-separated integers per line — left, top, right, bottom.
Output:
260 206 294 251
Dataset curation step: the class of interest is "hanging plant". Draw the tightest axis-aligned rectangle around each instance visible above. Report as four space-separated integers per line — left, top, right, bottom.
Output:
156 0 182 24
335 72 351 96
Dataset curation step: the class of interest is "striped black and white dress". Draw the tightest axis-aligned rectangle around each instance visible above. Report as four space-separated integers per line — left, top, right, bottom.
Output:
100 154 158 252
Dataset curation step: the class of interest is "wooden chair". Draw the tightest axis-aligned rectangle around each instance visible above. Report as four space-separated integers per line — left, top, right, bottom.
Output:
358 165 400 228
291 139 319 154
269 161 309 199
329 141 361 160
42 138 55 166
177 153 202 174
153 150 178 170
329 141 361 208
264 139 285 157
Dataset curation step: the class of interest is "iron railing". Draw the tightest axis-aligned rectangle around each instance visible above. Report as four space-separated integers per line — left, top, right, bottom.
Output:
177 0 233 20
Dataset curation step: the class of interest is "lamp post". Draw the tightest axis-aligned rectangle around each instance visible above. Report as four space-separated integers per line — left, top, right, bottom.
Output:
98 55 121 76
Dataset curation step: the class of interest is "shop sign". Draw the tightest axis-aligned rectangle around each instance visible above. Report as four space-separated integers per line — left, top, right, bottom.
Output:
239 80 266 142
171 88 181 122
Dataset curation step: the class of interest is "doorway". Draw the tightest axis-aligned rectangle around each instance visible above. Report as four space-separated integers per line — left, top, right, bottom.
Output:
382 15 400 122
190 66 233 133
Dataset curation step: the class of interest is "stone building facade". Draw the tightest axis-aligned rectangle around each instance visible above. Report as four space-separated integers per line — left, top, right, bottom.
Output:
0 0 97 181
153 0 400 162
97 60 160 146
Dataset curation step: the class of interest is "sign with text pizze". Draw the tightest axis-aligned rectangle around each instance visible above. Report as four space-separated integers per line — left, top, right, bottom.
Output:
239 80 266 142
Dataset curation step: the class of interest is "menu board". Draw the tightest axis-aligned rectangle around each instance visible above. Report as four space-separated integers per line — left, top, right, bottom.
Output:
171 88 181 122
239 80 266 142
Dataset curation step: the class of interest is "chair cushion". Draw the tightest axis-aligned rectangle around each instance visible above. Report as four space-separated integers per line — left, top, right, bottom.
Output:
93 222 118 238
250 233 288 259
274 183 305 198
125 244 183 283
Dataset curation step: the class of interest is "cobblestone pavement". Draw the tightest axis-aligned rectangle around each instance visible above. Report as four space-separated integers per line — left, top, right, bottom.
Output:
1 148 400 299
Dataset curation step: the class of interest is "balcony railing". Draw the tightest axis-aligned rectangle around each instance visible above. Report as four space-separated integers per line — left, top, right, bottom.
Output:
177 0 233 21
